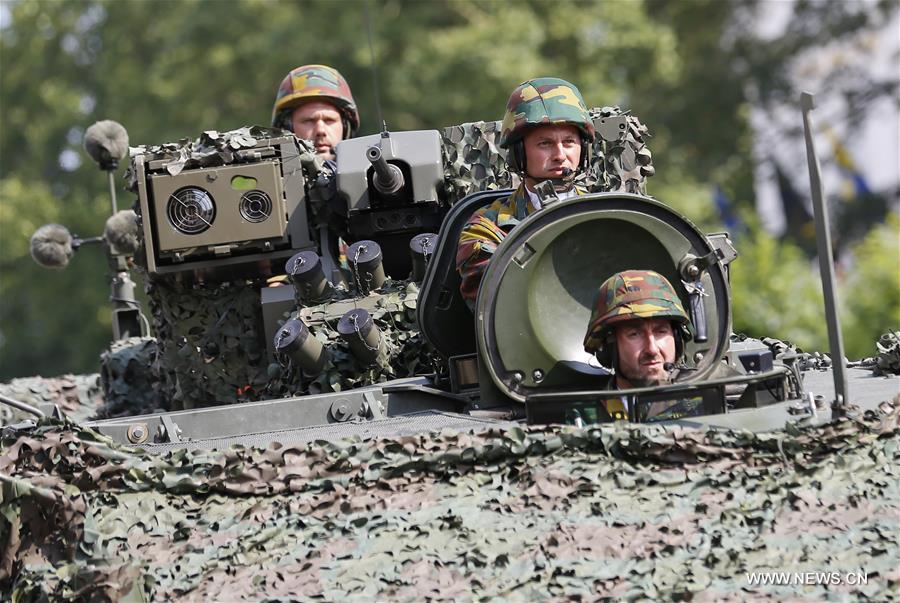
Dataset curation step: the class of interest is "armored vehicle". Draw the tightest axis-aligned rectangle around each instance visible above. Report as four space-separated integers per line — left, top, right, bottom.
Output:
4 95 895 448
2 94 898 603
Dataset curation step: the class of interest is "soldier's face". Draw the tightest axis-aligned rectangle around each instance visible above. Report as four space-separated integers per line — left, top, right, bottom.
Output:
522 124 582 181
291 101 344 159
614 318 676 388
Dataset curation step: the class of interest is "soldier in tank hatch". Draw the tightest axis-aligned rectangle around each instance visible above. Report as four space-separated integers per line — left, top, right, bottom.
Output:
583 270 695 390
583 270 701 421
456 77 594 307
271 64 360 161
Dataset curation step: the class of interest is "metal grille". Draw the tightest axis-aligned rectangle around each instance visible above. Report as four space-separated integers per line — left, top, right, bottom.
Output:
137 411 515 454
167 186 215 234
239 190 272 223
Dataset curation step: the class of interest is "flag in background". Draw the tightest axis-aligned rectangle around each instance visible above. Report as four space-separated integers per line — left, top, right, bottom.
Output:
826 127 872 199
824 126 889 252
774 163 817 256
713 185 743 237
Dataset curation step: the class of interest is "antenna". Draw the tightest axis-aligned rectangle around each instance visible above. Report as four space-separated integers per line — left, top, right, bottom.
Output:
800 91 849 415
363 0 385 130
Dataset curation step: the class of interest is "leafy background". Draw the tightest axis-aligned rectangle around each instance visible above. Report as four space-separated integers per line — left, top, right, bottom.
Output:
1 0 898 380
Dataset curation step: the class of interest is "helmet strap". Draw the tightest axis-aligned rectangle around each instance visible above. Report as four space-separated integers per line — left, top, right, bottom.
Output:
674 323 685 366
509 140 527 175
594 331 616 371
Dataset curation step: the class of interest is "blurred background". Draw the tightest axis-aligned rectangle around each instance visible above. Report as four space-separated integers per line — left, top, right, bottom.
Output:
1 0 898 380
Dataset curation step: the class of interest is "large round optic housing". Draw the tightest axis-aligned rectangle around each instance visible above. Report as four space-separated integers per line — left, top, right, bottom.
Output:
167 187 215 235
239 190 273 223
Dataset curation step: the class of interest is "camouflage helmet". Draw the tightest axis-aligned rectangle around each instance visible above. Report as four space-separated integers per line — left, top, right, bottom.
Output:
271 64 360 138
498 77 595 148
583 270 691 353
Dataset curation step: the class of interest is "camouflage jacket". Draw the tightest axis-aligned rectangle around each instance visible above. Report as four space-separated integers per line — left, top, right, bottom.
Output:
588 369 701 422
456 183 586 306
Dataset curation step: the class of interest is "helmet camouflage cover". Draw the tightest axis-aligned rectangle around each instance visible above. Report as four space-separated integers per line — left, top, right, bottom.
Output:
583 270 691 353
272 64 360 136
498 77 595 148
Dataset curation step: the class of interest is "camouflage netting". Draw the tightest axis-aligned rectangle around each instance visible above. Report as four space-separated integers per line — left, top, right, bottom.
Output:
2 399 898 601
0 375 102 426
98 336 164 418
267 281 438 398
875 331 900 376
125 126 303 183
441 106 653 203
147 278 271 410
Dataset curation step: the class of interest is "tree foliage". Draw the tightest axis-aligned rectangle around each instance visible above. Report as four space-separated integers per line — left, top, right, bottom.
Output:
1 0 896 379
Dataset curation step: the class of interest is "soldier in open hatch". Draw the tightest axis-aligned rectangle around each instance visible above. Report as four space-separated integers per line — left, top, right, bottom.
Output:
583 270 694 390
456 77 595 306
271 64 360 160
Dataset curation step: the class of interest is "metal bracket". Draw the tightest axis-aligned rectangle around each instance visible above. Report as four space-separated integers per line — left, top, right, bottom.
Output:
159 415 182 443
682 279 709 343
678 250 720 280
706 232 738 268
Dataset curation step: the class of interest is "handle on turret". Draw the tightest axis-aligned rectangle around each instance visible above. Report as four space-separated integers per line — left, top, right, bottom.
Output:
686 281 708 343
366 146 404 196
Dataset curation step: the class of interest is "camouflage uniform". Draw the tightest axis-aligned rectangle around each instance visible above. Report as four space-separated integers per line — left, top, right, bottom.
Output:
456 78 595 306
271 64 360 138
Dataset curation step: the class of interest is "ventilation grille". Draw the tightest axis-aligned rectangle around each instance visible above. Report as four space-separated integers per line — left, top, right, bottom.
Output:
167 187 215 234
239 190 273 223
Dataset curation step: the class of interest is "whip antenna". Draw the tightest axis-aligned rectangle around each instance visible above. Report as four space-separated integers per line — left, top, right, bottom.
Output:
364 1 385 130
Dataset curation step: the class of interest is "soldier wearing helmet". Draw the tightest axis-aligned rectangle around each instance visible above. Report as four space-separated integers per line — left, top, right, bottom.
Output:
457 77 595 307
584 270 693 390
271 64 360 160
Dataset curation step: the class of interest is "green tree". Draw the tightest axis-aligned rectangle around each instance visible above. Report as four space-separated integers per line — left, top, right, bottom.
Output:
842 211 900 359
729 214 828 350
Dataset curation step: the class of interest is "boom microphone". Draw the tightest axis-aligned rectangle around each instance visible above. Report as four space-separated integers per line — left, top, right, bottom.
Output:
30 224 74 269
104 209 140 255
84 120 129 170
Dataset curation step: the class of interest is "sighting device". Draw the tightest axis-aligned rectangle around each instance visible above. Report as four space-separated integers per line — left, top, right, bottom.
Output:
130 130 314 280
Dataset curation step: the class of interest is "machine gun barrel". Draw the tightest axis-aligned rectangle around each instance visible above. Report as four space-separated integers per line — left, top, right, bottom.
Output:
366 145 404 196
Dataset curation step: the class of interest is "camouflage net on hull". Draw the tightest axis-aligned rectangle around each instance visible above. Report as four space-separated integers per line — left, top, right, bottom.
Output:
2 399 897 602
0 375 102 426
99 336 164 418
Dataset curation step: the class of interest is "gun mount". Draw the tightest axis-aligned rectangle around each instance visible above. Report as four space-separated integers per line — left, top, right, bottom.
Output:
367 145 405 196
336 130 445 277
